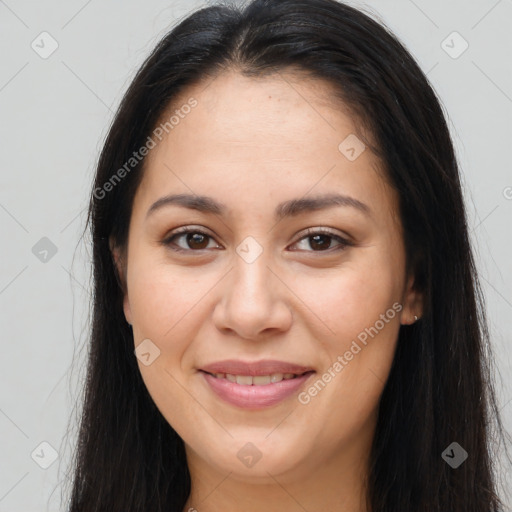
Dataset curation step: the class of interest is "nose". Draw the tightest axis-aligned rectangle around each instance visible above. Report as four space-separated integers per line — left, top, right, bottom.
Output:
212 248 293 341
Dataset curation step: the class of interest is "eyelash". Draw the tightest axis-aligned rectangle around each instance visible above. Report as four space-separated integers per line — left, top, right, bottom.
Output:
162 226 352 255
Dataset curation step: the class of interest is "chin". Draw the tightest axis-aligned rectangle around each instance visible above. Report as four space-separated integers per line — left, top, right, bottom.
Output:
187 435 313 482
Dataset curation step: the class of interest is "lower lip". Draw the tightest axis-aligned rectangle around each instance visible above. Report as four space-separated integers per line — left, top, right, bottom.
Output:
201 371 314 409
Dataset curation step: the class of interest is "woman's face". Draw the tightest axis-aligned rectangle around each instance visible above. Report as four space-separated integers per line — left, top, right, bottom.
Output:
113 70 421 484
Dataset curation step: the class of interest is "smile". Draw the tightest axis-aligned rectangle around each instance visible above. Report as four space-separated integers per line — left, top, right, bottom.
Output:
207 372 301 385
199 371 316 410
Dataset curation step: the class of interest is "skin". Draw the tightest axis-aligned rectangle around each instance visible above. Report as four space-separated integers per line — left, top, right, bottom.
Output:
111 69 423 512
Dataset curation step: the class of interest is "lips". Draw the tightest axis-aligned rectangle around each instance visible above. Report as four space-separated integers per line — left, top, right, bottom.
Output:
199 359 315 409
200 359 314 376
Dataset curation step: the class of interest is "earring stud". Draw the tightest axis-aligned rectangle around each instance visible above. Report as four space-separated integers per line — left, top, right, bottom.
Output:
414 315 418 321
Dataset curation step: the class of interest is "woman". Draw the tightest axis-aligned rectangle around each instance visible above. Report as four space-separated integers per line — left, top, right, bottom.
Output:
66 0 510 510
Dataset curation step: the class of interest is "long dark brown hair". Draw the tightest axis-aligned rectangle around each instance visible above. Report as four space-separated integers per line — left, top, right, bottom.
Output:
65 0 511 510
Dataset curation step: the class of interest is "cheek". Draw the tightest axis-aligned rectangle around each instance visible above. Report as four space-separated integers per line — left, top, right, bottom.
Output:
126 258 213 432
296 251 403 409
127 252 212 340
300 256 403 347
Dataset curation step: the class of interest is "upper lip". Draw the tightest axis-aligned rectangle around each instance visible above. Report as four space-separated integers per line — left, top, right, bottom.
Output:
200 359 315 376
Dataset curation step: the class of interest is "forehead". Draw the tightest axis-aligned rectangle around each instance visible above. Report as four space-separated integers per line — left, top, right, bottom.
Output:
163 69 357 151
135 69 397 225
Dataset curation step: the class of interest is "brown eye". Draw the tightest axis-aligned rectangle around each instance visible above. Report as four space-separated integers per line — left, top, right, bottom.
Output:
163 228 220 252
162 226 351 255
184 232 210 250
291 228 352 253
308 234 334 251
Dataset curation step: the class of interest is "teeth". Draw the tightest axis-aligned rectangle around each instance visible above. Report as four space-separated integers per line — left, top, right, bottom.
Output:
236 375 253 385
252 375 271 385
213 372 299 385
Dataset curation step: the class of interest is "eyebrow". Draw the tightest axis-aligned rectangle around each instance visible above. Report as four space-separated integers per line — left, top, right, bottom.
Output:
146 192 371 221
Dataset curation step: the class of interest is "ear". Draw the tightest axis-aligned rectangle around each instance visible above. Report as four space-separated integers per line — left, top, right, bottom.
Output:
400 273 423 325
109 236 133 326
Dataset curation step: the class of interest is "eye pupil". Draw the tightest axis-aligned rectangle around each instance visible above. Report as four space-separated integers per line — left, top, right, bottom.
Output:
166 229 345 254
310 234 331 251
187 232 209 249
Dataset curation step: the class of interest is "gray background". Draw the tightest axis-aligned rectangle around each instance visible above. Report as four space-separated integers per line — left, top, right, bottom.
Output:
0 0 511 510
